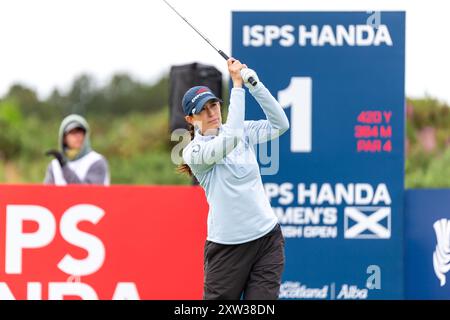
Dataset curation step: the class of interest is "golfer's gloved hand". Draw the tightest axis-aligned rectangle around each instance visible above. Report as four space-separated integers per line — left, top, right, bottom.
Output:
45 149 66 167
240 68 259 89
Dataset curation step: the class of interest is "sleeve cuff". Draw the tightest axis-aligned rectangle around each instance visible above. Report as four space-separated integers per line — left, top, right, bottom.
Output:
231 87 246 93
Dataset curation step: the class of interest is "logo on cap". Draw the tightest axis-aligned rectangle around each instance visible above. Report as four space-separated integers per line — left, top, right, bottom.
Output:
196 88 209 94
191 91 212 104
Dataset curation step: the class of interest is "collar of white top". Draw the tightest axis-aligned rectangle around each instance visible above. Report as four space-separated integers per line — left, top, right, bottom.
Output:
194 125 223 141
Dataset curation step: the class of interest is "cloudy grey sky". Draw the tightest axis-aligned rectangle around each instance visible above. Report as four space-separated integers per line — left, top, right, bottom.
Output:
1 0 449 103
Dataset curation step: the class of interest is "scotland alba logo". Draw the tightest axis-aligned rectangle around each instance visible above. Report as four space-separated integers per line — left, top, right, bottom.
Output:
433 219 450 287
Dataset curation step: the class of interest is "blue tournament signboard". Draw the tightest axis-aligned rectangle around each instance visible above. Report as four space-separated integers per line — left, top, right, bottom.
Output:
233 12 405 299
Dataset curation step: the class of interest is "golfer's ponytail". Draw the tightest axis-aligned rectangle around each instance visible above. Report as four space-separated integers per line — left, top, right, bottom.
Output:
176 123 195 176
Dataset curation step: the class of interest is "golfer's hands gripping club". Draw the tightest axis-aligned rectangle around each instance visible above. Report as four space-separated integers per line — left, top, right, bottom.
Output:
227 58 246 88
240 68 259 89
227 58 258 89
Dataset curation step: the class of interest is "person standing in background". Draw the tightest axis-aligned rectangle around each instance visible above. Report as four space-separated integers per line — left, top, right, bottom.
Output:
44 114 110 185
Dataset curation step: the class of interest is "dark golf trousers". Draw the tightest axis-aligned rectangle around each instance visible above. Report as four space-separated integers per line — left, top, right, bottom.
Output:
203 223 285 300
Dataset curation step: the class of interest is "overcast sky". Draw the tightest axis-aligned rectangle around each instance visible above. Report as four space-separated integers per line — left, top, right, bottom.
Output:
1 0 449 104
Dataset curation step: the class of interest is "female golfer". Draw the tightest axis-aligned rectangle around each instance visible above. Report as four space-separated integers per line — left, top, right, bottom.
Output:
178 58 289 300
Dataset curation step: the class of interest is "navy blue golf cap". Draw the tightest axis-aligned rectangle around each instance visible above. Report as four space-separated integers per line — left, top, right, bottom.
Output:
182 86 222 116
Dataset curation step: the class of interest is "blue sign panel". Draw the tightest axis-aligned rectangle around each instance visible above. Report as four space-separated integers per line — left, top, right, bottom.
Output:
405 189 450 299
233 12 405 299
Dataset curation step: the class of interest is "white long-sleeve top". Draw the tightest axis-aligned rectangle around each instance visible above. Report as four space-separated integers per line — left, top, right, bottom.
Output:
182 82 290 244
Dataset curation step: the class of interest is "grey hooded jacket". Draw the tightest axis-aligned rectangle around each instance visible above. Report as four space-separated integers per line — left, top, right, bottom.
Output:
44 114 110 185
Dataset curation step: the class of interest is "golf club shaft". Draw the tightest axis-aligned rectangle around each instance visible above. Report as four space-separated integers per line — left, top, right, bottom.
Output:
162 0 257 86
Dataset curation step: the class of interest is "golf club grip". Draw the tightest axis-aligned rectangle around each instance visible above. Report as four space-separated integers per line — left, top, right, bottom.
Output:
218 50 229 60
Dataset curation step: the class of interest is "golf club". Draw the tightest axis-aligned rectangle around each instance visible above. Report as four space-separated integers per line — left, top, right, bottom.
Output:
162 0 257 86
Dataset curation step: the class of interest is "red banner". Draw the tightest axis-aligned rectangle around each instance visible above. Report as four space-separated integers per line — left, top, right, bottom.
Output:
0 184 208 300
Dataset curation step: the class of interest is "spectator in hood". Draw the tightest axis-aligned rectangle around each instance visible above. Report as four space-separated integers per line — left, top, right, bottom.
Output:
44 114 110 185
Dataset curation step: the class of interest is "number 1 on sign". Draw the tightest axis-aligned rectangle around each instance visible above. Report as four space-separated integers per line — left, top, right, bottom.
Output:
278 77 312 153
